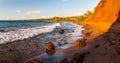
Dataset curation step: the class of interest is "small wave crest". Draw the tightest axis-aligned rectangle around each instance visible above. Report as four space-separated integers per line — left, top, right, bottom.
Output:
0 23 61 44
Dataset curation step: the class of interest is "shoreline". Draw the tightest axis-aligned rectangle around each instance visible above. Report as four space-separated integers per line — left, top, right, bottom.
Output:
0 21 113 63
25 21 113 63
24 21 90 63
0 22 84 63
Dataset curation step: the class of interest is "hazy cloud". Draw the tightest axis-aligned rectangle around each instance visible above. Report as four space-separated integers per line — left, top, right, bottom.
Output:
26 10 41 15
16 10 21 13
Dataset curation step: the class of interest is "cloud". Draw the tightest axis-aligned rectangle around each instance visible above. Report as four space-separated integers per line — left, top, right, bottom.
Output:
26 10 41 15
16 10 21 13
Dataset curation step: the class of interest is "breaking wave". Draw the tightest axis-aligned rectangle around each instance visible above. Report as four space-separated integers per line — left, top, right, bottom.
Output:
0 22 84 45
0 23 61 44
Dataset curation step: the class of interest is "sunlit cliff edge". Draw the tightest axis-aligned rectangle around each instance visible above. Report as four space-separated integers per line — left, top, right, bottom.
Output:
78 0 120 63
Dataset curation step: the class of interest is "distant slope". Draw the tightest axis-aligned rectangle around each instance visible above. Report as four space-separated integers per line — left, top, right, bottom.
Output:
36 11 93 22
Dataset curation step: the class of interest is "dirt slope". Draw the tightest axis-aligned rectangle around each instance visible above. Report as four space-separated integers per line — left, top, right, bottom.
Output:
82 0 120 63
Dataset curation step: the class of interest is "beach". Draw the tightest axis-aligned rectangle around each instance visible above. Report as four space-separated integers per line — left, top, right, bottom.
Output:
1 0 120 63
0 21 84 63
24 21 112 63
0 21 116 63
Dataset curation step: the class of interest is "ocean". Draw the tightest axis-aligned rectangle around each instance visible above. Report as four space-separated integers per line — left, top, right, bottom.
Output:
0 21 84 48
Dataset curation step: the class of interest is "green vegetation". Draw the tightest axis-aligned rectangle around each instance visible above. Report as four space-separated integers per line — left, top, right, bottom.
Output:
35 11 93 22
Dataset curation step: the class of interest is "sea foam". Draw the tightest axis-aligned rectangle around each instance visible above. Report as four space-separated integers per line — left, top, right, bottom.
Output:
0 23 61 44
0 22 84 45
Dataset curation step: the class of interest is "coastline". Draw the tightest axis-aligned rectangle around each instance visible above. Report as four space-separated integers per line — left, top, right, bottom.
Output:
26 21 111 63
0 22 84 63
0 21 113 63
26 21 113 63
25 22 85 63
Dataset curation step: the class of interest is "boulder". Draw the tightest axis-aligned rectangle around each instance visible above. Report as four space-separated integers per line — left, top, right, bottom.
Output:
73 52 90 63
82 32 91 38
73 53 85 63
74 39 82 46
58 29 64 34
45 42 55 56
74 39 86 47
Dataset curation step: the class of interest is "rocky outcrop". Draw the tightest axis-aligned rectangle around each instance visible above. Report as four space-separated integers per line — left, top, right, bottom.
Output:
89 0 120 23
74 39 86 48
82 0 120 63
45 42 55 56
83 11 120 63
58 29 64 34
59 51 90 63
73 52 90 63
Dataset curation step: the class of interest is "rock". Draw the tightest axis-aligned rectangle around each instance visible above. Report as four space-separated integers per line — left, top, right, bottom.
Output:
58 29 64 34
94 44 99 48
73 53 84 63
45 42 55 56
82 38 87 46
82 32 91 38
74 39 86 47
28 59 43 63
60 58 75 63
73 52 90 63
57 41 62 46
74 39 82 46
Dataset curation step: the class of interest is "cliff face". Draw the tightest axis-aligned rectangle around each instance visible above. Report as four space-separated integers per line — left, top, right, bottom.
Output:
89 0 120 22
83 0 120 63
84 11 120 63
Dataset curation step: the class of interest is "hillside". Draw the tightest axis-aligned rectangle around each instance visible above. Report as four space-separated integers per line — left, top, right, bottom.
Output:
36 11 93 22
80 0 120 63
88 0 120 22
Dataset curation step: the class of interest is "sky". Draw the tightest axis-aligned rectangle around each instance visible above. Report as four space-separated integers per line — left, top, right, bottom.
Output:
0 0 100 20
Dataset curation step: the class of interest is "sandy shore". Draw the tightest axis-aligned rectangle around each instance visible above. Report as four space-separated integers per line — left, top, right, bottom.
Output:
74 21 112 42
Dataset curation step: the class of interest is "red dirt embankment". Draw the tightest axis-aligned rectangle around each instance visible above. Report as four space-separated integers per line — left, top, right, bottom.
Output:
78 0 120 63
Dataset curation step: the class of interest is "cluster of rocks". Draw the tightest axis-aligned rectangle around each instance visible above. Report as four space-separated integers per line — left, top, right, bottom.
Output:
28 51 90 63
60 51 90 63
27 28 90 63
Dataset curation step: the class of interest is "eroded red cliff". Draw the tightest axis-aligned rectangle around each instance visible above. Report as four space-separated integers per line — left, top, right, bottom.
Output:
89 0 120 22
83 0 120 63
